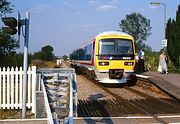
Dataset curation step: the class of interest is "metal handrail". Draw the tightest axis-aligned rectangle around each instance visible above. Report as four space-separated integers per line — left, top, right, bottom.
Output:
38 68 75 75
71 73 78 117
68 79 73 124
38 68 77 124
41 79 54 124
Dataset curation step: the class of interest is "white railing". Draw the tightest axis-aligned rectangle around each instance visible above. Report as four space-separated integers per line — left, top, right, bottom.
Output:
38 68 77 124
68 78 74 124
0 66 36 113
41 78 54 124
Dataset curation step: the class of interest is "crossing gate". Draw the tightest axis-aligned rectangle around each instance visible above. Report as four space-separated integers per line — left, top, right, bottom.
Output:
37 68 77 124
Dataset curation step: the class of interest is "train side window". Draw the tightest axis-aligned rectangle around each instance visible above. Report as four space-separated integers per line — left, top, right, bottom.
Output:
86 43 92 60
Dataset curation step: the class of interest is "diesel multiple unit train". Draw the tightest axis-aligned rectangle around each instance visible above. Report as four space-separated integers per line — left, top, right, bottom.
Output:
70 31 135 84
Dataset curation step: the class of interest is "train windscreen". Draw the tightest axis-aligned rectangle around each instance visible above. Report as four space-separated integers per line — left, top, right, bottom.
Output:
99 38 133 55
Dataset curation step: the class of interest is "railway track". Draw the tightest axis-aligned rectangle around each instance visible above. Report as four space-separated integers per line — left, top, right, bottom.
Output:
62 61 180 123
124 86 180 110
77 74 180 124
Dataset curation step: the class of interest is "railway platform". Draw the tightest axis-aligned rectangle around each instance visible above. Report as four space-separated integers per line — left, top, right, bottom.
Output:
135 71 180 100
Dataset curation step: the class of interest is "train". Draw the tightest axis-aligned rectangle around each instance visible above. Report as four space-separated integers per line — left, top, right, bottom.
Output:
70 31 136 84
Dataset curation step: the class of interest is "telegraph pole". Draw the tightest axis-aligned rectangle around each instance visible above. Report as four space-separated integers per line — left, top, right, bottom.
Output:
1 11 30 118
22 12 30 118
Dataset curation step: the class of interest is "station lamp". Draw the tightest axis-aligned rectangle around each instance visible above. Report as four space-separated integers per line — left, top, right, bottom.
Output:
150 2 167 47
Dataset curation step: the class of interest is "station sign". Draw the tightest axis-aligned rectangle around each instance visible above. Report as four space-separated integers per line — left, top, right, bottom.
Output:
162 39 167 47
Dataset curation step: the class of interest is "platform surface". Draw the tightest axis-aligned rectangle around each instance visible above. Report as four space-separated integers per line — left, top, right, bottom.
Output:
136 71 180 100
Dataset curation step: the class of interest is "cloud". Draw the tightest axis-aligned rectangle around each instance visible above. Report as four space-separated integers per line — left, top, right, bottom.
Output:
96 5 117 11
31 4 51 13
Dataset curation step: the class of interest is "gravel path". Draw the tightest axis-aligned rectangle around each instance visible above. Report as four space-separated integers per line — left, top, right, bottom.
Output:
76 75 114 100
61 61 114 100
107 87 144 100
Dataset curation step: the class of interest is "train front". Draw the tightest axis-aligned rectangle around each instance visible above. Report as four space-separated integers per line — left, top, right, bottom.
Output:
94 32 135 84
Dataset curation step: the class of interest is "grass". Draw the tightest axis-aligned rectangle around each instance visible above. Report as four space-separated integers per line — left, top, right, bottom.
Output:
31 61 61 69
0 109 34 119
168 62 180 74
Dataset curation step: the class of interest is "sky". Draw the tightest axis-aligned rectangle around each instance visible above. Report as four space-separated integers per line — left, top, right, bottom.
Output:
2 0 180 56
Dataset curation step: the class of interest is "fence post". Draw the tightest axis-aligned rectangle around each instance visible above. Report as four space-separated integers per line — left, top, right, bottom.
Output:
31 66 36 113
15 67 19 109
3 67 6 109
11 67 14 109
27 67 31 109
20 67 23 109
7 67 10 109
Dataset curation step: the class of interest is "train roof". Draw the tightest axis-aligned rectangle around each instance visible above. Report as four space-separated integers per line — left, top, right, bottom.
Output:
97 31 132 37
71 31 133 53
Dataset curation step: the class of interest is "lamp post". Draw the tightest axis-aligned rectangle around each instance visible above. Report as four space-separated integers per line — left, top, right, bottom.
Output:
150 2 166 47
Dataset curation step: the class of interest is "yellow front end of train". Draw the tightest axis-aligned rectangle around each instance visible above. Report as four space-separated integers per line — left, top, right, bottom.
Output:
94 31 135 83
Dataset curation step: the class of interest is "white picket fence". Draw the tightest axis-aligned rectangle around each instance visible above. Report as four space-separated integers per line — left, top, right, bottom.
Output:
0 66 36 113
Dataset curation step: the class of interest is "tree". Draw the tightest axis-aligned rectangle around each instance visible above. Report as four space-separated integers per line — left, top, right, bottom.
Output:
0 31 19 67
119 12 152 51
41 45 55 61
33 51 42 60
0 0 22 67
62 55 68 61
167 5 180 68
0 0 13 16
32 45 55 61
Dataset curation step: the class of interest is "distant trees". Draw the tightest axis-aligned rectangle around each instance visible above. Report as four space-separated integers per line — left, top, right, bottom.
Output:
166 5 180 68
32 45 56 61
62 55 68 61
118 12 152 51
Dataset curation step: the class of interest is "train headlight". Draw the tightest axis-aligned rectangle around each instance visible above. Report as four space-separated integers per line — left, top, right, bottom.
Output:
124 62 134 66
99 62 109 66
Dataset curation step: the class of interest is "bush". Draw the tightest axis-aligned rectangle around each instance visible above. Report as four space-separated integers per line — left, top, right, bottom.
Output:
145 51 160 71
144 51 180 73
